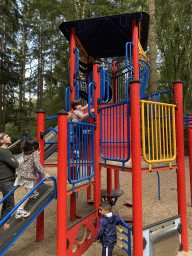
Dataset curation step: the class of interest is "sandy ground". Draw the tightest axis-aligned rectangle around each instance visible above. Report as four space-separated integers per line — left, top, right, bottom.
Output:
1 154 192 256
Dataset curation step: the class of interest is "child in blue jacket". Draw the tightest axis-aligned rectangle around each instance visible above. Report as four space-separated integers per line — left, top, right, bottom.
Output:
95 201 120 256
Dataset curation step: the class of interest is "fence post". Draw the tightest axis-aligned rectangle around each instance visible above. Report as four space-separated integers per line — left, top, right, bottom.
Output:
130 79 143 256
187 114 192 207
36 109 45 242
174 80 188 251
57 109 68 255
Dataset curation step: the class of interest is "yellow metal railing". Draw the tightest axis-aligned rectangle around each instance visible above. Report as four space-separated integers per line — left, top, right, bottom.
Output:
141 100 176 171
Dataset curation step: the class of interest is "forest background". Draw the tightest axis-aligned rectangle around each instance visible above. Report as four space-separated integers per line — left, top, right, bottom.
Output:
1 0 192 153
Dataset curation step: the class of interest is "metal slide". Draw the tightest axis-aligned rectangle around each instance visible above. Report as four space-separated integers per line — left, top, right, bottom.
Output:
15 88 89 164
15 126 58 165
0 181 57 255
0 129 58 255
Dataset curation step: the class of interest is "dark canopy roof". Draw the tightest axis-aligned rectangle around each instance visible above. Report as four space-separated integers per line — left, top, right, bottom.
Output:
59 12 149 58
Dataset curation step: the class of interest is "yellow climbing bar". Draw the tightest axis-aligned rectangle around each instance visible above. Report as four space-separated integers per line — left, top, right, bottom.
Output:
141 100 176 171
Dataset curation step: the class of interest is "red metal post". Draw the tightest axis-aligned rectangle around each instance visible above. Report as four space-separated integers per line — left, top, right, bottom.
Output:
107 167 113 204
93 61 101 212
36 109 45 242
70 27 77 220
114 169 119 190
174 80 188 251
113 60 117 103
70 27 76 101
129 116 132 159
70 167 76 221
130 79 143 256
132 19 139 80
131 18 143 255
87 166 92 201
57 109 68 255
187 114 192 206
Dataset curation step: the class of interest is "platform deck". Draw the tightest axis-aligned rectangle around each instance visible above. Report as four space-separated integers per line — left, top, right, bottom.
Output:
99 156 177 173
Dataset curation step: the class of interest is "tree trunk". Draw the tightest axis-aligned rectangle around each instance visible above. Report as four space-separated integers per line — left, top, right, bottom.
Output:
148 0 157 94
18 26 25 133
0 35 5 131
190 0 192 108
37 24 43 110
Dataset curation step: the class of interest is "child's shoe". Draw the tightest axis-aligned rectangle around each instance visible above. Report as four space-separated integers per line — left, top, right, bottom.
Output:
15 209 24 219
74 150 79 158
22 210 30 218
30 191 39 199
15 209 30 219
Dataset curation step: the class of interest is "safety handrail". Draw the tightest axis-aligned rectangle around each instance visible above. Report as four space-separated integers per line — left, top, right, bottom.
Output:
45 142 57 145
103 71 109 103
89 71 93 84
116 57 125 66
0 171 42 205
67 121 95 191
40 127 58 139
65 87 72 112
0 185 19 205
44 146 58 160
74 47 79 77
116 218 132 256
183 115 192 128
74 80 79 99
76 75 87 92
98 66 109 104
0 175 57 226
139 59 150 98
45 116 58 120
141 100 177 171
125 42 133 72
88 82 96 119
100 101 130 170
141 89 173 100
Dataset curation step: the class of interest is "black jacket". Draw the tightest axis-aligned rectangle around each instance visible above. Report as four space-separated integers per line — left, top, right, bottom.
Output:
95 213 120 247
0 148 19 183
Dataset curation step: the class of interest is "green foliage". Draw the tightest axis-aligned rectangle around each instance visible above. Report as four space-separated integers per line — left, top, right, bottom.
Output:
1 0 192 154
155 0 192 114
5 122 18 140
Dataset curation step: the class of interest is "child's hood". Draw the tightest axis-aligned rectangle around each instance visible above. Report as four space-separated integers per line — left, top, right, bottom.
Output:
23 154 30 161
23 151 39 161
103 212 116 224
23 152 35 161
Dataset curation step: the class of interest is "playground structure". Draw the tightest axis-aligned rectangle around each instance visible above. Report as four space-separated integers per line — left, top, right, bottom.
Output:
57 11 187 256
0 11 190 256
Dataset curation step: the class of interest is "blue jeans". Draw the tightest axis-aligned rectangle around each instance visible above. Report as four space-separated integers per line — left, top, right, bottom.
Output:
0 180 15 221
